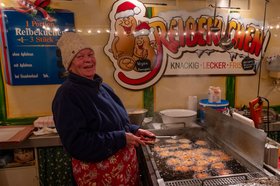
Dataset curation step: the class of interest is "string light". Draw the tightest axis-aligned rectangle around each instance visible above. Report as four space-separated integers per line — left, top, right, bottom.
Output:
53 27 59 32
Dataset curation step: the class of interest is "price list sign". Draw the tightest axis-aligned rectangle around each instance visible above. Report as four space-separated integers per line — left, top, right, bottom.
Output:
0 9 74 85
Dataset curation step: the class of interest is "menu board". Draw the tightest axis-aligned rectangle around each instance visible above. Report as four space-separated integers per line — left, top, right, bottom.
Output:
0 9 75 85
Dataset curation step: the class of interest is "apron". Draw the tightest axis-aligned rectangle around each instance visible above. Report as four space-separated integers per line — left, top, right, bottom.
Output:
72 146 139 186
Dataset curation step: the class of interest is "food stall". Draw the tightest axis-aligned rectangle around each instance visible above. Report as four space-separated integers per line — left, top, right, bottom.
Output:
0 0 280 185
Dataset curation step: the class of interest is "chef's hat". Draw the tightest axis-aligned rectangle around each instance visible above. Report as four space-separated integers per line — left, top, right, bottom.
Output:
57 32 92 70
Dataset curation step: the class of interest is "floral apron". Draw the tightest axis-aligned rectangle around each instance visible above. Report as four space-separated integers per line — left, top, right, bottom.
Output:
72 146 139 186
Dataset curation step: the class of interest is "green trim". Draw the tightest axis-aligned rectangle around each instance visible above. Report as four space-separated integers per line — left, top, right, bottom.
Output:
1 117 37 126
144 86 154 117
271 106 280 114
0 64 6 120
143 7 154 117
146 7 153 18
226 76 236 107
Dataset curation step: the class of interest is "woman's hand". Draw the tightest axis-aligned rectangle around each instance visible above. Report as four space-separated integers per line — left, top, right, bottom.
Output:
135 129 156 145
125 132 145 147
135 129 156 138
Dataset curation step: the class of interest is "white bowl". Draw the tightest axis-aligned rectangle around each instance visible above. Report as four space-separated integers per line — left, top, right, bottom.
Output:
159 109 197 127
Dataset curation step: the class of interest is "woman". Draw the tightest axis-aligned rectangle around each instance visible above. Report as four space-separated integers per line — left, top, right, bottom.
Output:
52 32 155 186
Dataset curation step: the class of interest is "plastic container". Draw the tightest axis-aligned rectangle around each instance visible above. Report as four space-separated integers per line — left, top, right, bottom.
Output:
208 86 221 103
199 99 229 123
159 109 197 128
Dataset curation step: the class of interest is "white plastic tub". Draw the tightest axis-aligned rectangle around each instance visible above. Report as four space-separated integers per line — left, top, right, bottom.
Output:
159 109 197 128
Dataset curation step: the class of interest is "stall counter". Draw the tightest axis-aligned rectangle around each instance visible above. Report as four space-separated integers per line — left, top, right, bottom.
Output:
0 133 62 150
0 133 69 186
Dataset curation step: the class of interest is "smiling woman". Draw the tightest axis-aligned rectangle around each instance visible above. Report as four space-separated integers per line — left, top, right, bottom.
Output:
68 48 96 79
52 32 155 185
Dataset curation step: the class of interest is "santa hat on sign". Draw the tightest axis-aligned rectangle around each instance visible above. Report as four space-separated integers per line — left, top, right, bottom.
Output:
115 1 141 19
134 22 152 37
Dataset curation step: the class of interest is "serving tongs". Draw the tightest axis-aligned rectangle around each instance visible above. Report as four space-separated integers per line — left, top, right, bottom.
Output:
154 135 179 139
142 135 178 145
143 135 179 140
146 136 179 140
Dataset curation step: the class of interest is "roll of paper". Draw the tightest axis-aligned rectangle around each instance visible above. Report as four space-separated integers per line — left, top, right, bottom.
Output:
188 96 198 111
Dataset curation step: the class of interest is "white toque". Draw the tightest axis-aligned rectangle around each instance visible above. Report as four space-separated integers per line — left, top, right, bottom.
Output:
57 32 92 70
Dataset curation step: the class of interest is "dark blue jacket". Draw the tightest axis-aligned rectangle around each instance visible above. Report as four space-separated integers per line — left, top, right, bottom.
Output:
52 73 140 162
